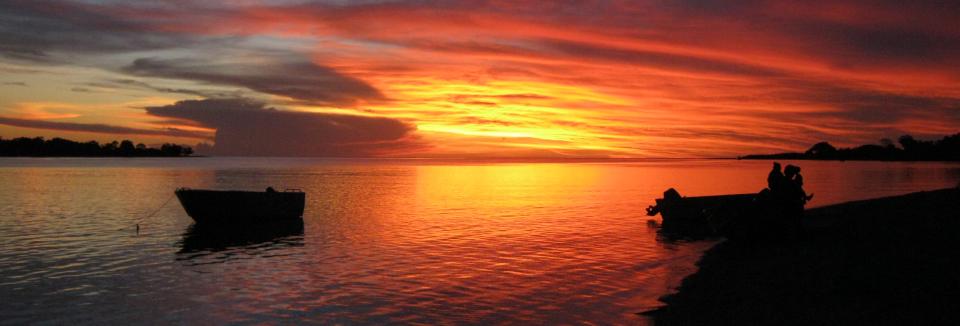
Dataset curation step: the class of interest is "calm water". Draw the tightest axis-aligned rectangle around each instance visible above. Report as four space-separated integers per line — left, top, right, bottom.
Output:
0 158 957 324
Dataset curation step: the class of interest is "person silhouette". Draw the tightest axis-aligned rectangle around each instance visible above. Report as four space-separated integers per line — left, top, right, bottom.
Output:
795 172 814 201
783 165 800 196
767 162 785 193
781 165 812 236
783 165 813 204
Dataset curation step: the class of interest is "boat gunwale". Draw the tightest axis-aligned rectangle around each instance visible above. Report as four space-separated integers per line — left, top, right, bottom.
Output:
176 187 304 194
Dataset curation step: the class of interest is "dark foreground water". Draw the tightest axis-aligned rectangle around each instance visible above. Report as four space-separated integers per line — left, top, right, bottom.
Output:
0 158 957 324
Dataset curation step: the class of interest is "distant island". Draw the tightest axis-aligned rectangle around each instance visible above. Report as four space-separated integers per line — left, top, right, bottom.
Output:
741 133 960 161
0 137 193 157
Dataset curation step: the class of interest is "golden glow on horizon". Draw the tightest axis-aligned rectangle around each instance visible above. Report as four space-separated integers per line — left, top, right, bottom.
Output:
359 78 636 155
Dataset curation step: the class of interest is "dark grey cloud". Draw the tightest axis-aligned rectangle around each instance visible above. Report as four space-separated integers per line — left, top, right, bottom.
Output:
820 91 959 124
125 58 385 106
85 79 246 98
0 0 214 62
0 116 211 139
777 20 960 71
761 79 960 124
651 0 960 74
145 98 423 157
0 1 384 107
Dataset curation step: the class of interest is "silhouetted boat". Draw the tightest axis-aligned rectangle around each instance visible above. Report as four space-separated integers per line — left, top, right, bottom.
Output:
647 188 809 239
175 188 305 224
646 188 755 235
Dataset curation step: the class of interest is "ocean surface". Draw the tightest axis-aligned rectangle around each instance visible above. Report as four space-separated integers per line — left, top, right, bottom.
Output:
0 158 957 324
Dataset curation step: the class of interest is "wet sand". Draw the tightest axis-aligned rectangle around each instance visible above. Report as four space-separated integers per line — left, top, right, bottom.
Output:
649 187 960 325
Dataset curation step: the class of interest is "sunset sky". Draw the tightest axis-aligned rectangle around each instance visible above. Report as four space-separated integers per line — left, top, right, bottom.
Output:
1 0 958 157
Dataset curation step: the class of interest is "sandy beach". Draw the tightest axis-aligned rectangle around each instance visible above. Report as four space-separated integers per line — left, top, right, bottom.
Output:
650 187 960 325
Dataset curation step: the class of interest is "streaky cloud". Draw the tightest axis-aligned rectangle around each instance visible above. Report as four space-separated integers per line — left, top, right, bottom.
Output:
0 116 211 139
124 58 385 107
0 0 218 62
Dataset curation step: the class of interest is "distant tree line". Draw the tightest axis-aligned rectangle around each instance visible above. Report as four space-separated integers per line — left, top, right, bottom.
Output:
0 137 193 157
741 133 960 161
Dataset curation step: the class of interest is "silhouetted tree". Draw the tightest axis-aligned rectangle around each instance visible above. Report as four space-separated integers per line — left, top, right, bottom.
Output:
937 133 960 161
879 138 896 149
898 135 917 151
744 132 960 161
0 137 193 157
160 143 189 157
804 142 837 159
102 141 119 155
119 140 136 156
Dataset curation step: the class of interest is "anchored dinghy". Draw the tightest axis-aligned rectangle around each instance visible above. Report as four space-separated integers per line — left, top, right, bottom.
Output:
175 188 305 225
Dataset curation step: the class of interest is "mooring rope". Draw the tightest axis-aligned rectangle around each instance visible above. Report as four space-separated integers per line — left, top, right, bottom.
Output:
136 192 176 234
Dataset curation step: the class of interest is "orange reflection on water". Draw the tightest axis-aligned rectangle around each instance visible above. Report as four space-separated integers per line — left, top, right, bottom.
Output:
2 158 959 323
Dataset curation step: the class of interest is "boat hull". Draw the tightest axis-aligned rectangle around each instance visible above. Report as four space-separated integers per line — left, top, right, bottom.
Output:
175 189 305 224
649 192 756 235
648 189 806 239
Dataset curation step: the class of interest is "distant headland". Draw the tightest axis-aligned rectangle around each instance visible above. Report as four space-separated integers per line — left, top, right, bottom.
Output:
741 133 960 161
0 137 193 157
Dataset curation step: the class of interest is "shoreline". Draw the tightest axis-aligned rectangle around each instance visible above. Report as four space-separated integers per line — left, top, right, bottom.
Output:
648 187 960 325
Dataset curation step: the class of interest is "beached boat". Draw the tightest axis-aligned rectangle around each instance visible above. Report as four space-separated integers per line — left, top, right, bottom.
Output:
646 188 756 235
647 188 808 238
175 188 305 224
